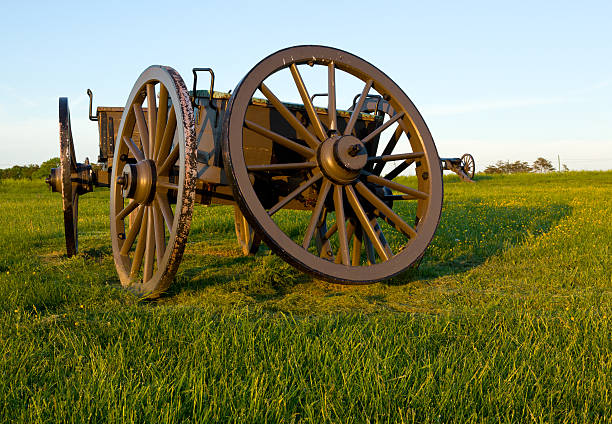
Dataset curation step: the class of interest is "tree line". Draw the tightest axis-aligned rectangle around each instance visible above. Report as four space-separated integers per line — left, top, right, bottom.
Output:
0 156 570 180
484 157 568 174
0 158 59 180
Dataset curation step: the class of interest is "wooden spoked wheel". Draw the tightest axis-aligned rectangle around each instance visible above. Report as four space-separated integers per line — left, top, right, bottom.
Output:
234 206 262 255
58 97 79 256
110 66 197 297
461 153 475 179
223 45 443 284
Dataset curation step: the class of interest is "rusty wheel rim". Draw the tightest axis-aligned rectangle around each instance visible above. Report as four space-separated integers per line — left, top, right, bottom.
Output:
223 45 443 284
59 97 78 257
461 153 475 179
110 66 197 297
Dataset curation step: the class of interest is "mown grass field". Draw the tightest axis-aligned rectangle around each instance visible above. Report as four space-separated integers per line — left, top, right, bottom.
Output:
0 171 610 423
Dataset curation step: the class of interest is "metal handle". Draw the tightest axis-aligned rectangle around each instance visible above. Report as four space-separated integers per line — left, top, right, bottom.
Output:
87 89 98 121
310 93 328 102
350 93 383 113
192 68 215 105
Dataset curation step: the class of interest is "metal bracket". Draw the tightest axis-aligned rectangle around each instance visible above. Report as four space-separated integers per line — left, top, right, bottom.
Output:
351 94 383 114
310 93 328 102
192 68 215 105
192 68 218 126
87 89 98 121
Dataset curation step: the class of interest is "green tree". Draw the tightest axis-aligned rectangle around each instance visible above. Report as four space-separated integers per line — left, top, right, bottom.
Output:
484 160 532 174
532 157 555 173
33 157 60 179
0 164 39 180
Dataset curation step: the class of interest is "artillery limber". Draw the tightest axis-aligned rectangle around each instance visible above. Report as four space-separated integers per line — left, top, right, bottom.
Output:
47 45 475 297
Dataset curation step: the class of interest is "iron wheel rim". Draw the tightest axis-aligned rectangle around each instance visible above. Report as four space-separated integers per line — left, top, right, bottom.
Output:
110 65 197 297
59 97 78 257
223 45 443 284
461 153 475 179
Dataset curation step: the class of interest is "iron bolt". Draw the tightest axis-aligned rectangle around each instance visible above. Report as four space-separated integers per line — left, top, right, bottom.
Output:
348 144 362 157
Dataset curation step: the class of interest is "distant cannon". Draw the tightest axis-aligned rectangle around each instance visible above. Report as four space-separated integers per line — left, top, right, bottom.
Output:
441 153 476 182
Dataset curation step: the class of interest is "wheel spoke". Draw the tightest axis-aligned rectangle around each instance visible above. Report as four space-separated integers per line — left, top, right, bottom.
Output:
247 162 316 172
363 231 376 265
355 181 416 238
368 152 424 163
157 181 178 192
259 83 320 150
350 221 362 266
384 193 418 201
123 136 145 162
154 85 169 160
158 144 179 176
244 120 314 158
155 105 176 163
116 199 139 221
152 202 165 264
143 205 155 282
302 179 332 249
344 79 373 136
146 83 157 156
335 219 357 265
362 171 429 200
133 104 150 159
156 195 174 232
373 125 404 175
383 160 415 181
371 217 394 257
289 63 326 141
268 172 323 216
324 222 338 240
345 185 390 261
328 62 337 132
361 111 405 145
333 185 350 265
130 207 148 277
120 205 145 256
315 209 334 260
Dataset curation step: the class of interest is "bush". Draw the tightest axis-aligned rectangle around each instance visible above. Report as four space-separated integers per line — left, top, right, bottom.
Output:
0 157 60 180
32 157 60 179
0 164 39 180
484 160 532 174
484 157 558 174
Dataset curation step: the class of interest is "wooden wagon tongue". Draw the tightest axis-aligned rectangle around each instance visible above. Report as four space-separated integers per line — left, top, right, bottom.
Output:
46 45 473 297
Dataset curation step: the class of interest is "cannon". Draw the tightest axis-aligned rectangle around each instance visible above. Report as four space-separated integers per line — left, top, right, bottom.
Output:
46 45 475 297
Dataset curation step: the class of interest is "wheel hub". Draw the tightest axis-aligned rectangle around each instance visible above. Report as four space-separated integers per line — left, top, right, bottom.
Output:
317 135 367 184
46 167 62 193
119 159 157 204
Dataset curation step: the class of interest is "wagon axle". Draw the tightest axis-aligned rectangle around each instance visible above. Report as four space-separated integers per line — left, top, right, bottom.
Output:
46 45 475 297
317 135 367 184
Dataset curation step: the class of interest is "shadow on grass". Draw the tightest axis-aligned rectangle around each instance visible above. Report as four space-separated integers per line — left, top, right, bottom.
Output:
162 201 572 300
81 245 113 261
164 249 311 301
386 201 572 285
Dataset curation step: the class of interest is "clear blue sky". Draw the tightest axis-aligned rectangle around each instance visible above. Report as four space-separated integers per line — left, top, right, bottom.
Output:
1 0 611 171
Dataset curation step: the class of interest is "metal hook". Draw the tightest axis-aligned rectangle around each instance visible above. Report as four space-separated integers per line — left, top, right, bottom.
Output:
310 93 328 102
192 68 218 126
87 89 98 121
192 68 215 105
351 94 383 114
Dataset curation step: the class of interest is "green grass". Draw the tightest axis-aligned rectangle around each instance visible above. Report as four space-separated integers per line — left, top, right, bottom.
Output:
0 172 610 423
